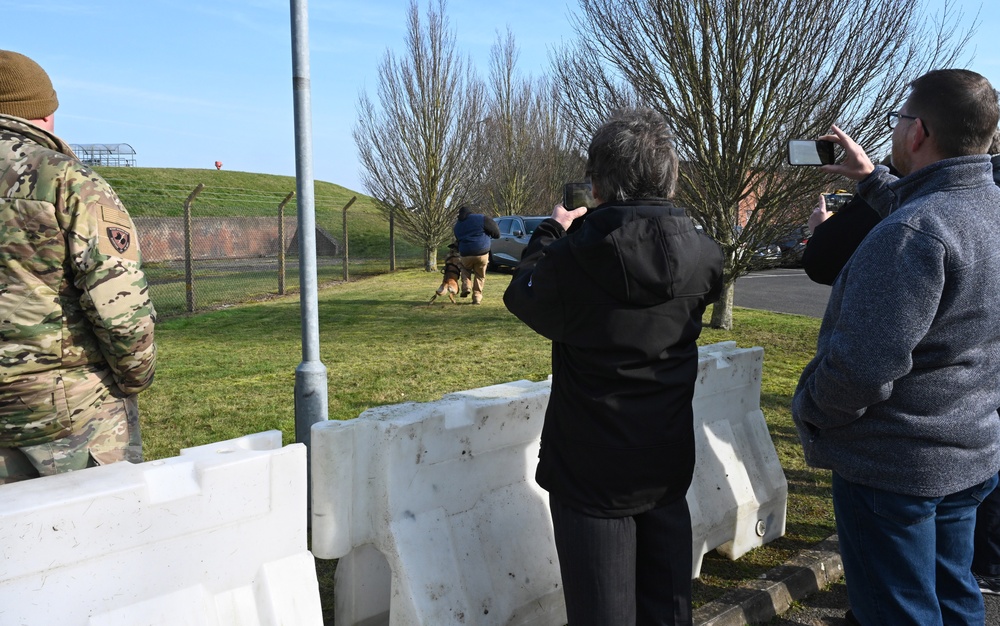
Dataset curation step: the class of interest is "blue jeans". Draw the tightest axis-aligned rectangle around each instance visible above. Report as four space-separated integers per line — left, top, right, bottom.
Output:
833 471 999 626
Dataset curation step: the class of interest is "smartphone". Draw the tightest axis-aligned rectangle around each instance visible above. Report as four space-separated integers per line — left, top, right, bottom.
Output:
787 140 836 166
823 192 853 212
563 182 599 211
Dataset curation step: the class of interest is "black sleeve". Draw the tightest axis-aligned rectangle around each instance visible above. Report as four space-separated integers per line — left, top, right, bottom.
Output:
502 218 569 342
802 196 883 286
483 215 500 239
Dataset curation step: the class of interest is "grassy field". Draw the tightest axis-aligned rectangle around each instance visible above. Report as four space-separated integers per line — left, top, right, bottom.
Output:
142 267 831 618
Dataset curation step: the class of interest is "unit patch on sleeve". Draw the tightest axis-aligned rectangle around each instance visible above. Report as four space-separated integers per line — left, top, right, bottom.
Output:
97 203 140 262
107 227 131 253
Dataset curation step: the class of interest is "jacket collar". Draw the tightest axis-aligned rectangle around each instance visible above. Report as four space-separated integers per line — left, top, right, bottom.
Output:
890 154 994 207
0 113 76 158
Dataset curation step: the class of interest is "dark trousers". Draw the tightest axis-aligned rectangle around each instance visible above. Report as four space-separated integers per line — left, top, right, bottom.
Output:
973 471 1000 576
549 494 693 626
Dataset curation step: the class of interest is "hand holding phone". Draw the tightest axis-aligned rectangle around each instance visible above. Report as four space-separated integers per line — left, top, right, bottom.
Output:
562 182 599 233
563 182 599 210
787 140 836 166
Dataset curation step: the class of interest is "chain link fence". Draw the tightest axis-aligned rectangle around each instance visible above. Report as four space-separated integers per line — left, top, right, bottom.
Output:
102 176 426 318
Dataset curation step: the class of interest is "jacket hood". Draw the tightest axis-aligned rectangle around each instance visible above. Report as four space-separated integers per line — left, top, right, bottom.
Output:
568 200 719 306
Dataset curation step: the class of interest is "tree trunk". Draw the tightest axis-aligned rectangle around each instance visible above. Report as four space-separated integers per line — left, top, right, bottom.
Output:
424 246 438 272
709 279 734 330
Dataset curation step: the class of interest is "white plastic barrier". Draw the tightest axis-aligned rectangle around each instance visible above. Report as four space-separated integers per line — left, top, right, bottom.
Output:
311 341 787 626
0 431 323 626
688 341 788 574
311 379 561 626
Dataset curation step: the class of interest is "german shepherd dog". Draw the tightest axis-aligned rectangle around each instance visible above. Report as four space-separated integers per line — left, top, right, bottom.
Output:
429 243 462 304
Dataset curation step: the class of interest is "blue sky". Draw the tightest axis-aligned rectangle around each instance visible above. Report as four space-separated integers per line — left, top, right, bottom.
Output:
3 0 997 193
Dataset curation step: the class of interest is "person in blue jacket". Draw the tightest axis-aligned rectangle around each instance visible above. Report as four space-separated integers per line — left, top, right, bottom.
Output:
804 128 1000 613
452 205 499 305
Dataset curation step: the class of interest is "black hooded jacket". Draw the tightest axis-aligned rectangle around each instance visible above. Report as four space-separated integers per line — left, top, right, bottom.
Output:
801 194 883 286
503 200 724 517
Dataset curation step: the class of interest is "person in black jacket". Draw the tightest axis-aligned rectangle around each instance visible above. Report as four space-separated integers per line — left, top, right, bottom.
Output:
453 205 500 304
504 108 723 626
801 191 887 286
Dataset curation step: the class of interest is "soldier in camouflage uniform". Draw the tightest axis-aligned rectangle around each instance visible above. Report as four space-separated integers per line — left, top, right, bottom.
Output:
0 50 156 483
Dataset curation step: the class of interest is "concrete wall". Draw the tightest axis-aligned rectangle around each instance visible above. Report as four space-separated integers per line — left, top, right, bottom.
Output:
133 216 340 263
0 342 785 626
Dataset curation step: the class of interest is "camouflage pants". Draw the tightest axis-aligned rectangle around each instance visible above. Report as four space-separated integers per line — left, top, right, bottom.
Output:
0 389 142 485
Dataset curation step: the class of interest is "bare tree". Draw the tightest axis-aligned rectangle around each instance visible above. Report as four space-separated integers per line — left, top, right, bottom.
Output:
354 0 485 270
478 30 537 216
555 0 972 328
528 77 589 209
471 31 587 217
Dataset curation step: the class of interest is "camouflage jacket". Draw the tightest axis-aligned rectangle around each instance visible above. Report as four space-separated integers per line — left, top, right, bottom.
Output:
0 115 156 446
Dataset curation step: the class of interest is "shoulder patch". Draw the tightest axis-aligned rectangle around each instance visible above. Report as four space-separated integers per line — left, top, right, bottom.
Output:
101 204 131 227
98 224 139 262
107 227 131 253
96 202 139 262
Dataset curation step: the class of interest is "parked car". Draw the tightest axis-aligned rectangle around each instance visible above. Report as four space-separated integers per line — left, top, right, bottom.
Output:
774 226 810 268
489 215 548 271
743 225 810 270
748 242 782 269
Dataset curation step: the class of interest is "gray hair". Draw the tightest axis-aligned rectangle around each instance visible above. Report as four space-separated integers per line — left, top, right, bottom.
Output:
586 107 679 202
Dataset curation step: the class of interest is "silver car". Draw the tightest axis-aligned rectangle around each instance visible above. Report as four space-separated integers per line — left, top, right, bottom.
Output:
489 215 548 271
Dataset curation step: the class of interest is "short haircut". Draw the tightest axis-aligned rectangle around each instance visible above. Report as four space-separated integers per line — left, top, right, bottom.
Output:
907 69 999 157
587 107 679 201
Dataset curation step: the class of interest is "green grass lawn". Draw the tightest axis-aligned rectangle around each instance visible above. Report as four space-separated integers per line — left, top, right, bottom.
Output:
143 268 832 618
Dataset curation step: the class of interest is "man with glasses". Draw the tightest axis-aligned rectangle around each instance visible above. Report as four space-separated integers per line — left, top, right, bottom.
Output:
792 69 1000 625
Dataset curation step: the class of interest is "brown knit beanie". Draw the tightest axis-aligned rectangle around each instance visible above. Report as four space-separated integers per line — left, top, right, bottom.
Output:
0 50 58 120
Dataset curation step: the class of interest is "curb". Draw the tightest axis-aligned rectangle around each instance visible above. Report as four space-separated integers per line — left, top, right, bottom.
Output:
693 535 844 626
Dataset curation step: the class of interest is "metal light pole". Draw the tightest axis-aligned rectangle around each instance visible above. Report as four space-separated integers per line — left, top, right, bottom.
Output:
290 0 328 451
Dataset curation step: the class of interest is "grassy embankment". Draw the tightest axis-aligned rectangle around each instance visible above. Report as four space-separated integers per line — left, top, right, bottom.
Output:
98 166 433 314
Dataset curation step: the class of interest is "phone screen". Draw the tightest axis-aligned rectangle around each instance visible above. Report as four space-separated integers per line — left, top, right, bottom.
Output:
787 140 835 166
823 193 852 212
563 182 598 210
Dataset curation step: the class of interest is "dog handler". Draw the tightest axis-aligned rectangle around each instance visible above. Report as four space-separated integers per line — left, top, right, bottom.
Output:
0 50 156 483
504 107 723 625
452 205 499 304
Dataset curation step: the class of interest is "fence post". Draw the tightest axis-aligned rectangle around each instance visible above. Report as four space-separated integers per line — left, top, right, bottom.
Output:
389 206 396 272
277 191 295 295
341 196 356 282
184 183 204 313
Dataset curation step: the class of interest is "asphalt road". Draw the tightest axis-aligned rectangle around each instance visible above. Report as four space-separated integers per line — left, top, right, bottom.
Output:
735 268 1000 624
733 268 832 319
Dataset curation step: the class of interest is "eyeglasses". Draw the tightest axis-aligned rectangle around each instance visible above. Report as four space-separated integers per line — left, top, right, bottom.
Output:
887 111 929 136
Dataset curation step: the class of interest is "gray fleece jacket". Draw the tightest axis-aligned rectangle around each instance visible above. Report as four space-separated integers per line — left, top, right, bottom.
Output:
792 154 1000 497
